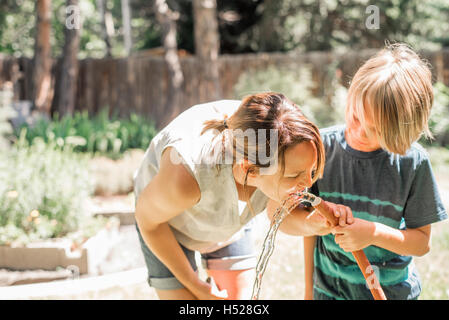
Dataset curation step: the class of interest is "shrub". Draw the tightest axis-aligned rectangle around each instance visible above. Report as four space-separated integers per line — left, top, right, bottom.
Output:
428 82 449 147
427 146 449 177
233 65 346 128
0 83 15 151
89 149 145 196
0 131 97 246
14 108 158 159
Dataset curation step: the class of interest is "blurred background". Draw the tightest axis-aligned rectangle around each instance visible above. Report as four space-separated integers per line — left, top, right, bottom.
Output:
0 0 448 300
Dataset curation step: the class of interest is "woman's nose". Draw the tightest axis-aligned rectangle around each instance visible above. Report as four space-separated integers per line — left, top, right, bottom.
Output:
297 174 313 189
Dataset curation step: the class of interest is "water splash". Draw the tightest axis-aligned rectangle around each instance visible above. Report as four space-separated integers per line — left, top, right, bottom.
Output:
251 190 319 300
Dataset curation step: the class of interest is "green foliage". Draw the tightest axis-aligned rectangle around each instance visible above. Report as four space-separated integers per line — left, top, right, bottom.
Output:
260 0 449 52
233 65 346 128
235 69 449 145
1 0 448 57
0 0 35 56
0 86 16 150
429 82 449 145
427 147 449 178
14 108 157 159
0 0 120 58
150 0 449 54
0 132 96 245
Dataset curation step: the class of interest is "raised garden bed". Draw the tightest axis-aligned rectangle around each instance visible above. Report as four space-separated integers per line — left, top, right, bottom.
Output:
0 267 157 300
0 268 74 286
88 195 136 226
0 196 144 287
0 239 89 275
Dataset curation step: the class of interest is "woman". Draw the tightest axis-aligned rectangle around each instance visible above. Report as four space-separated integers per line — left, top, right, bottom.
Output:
134 92 352 300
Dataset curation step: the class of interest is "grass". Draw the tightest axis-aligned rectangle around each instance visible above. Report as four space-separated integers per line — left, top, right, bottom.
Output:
250 212 449 300
249 146 449 300
35 217 449 300
251 215 306 300
415 220 449 299
20 148 449 300
247 145 449 300
39 173 449 300
251 180 449 300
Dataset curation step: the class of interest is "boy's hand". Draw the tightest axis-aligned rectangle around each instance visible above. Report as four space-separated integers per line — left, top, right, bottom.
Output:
332 218 376 252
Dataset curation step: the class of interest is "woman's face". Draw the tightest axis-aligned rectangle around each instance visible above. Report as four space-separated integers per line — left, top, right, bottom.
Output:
250 141 318 202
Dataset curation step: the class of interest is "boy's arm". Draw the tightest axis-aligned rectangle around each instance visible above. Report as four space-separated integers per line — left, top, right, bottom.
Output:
303 236 316 300
335 156 446 257
333 219 431 256
371 223 431 256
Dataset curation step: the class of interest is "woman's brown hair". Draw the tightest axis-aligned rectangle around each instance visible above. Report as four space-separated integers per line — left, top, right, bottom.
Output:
202 92 325 203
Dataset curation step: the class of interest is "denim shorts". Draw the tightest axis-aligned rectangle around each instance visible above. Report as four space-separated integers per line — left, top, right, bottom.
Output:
135 224 258 290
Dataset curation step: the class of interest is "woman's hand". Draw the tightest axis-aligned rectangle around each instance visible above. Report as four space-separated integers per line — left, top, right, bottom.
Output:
307 201 355 236
192 278 229 300
314 200 355 228
332 202 355 227
332 218 376 252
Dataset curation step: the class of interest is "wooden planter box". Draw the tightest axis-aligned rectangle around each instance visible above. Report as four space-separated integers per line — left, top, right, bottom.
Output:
93 209 135 226
0 241 88 274
0 226 121 278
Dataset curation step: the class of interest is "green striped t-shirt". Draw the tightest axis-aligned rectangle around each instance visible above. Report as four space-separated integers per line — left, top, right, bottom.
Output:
312 125 447 300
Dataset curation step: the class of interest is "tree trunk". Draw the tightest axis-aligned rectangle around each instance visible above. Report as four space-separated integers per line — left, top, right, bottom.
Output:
97 0 114 57
193 0 221 102
32 0 52 115
121 0 132 56
53 0 80 116
154 0 184 128
259 0 284 52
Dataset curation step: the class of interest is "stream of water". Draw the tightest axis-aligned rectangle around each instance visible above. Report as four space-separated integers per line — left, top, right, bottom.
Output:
251 190 319 300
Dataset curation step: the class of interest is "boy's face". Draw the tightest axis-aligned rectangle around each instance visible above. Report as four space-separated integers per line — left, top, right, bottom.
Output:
346 105 382 151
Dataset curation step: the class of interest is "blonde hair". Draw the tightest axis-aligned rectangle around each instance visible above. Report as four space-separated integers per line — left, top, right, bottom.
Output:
346 43 434 155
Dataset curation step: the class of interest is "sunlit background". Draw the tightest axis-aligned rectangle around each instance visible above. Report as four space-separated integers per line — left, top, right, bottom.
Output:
0 0 448 299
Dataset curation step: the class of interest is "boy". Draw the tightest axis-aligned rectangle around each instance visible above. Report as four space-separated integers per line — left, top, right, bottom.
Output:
304 43 448 300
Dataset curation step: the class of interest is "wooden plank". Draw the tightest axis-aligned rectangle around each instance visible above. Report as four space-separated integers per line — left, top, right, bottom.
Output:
1 49 448 127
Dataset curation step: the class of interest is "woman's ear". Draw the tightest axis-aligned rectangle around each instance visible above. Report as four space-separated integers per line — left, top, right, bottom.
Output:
241 159 259 177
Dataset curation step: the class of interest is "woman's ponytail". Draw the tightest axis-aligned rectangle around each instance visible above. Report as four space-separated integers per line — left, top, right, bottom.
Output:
201 116 229 135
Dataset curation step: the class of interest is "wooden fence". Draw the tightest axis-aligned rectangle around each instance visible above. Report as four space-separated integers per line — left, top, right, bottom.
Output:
1 48 449 127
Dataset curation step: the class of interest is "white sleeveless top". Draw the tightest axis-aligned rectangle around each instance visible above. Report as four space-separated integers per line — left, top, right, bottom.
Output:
133 100 269 253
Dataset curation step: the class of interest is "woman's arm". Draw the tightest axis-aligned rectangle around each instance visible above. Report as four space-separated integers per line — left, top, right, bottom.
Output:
266 199 354 237
135 147 224 299
303 236 316 300
266 199 328 236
